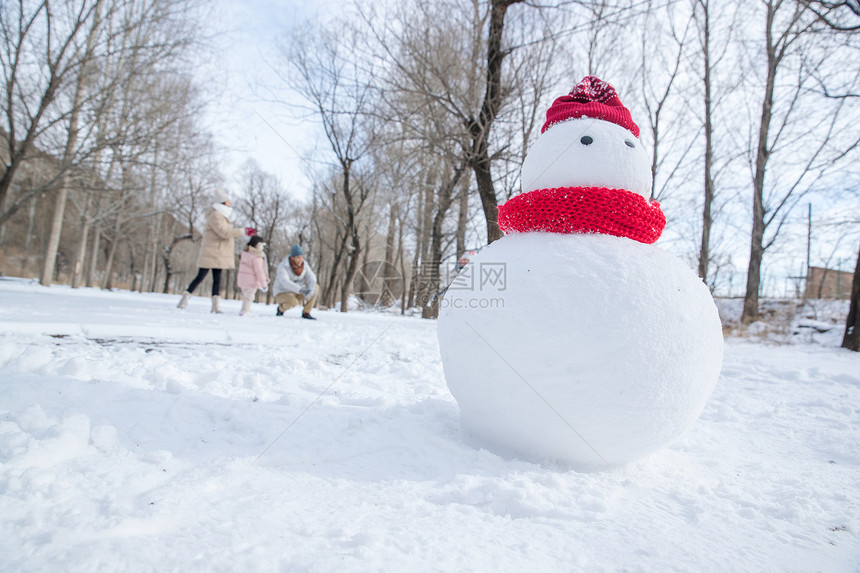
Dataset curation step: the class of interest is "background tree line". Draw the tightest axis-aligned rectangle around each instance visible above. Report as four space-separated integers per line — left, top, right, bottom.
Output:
1 0 858 348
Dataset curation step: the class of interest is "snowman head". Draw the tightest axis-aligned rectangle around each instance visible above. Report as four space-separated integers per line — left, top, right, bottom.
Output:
521 76 652 200
501 77 665 243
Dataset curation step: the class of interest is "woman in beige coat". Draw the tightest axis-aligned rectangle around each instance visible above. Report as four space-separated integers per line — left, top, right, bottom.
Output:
177 190 255 313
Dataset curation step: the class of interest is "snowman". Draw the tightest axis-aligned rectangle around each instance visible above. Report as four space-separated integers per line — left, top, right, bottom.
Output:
437 76 723 471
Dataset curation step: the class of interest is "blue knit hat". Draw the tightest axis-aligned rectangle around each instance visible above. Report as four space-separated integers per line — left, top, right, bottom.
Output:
290 245 304 257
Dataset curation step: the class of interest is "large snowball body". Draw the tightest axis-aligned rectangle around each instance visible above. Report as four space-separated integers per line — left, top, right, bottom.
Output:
437 232 723 470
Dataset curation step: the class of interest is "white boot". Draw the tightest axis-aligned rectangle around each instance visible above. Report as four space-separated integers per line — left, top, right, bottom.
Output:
177 291 192 309
239 298 252 316
211 295 223 314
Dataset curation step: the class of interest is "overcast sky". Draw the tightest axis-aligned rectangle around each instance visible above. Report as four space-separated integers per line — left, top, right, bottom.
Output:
202 0 335 201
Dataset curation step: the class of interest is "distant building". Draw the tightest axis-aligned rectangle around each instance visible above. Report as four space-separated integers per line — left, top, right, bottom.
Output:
805 266 854 299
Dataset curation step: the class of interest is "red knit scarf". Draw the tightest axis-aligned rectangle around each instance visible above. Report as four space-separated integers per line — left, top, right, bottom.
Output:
497 186 666 244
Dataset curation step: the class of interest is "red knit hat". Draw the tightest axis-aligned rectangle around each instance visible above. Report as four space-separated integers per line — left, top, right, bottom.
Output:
542 76 639 137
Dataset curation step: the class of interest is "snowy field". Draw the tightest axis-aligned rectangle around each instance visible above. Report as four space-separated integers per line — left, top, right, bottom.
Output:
1 276 858 572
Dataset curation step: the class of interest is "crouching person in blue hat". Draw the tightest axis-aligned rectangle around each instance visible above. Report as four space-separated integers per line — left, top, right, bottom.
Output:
273 245 319 320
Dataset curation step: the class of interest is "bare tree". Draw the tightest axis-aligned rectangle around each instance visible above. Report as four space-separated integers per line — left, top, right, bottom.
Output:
796 0 860 350
740 0 860 323
278 22 377 312
38 0 103 286
0 0 205 286
365 138 417 309
800 0 860 31
485 4 562 204
421 159 468 318
688 0 743 285
638 1 695 204
694 0 716 282
363 0 533 245
468 0 524 244
0 0 101 225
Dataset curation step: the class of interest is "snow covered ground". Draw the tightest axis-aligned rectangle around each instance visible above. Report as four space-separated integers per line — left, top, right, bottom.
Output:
1 277 858 572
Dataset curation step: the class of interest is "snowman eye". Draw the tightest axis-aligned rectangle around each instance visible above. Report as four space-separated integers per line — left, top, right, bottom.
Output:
625 139 635 148
580 135 593 145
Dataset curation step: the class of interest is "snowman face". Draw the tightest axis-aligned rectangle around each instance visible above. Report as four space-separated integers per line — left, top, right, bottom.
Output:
521 118 652 199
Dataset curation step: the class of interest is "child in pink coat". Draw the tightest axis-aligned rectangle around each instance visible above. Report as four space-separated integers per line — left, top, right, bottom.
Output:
236 235 269 316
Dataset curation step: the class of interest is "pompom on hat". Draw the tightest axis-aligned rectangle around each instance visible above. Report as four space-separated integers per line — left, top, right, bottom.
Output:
542 76 639 137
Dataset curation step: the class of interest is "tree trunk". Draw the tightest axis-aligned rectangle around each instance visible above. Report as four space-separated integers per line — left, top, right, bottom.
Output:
468 0 522 245
340 244 360 312
407 256 419 310
323 227 348 308
41 185 69 286
698 0 715 284
162 251 173 294
398 214 407 315
71 217 91 289
71 192 95 288
338 162 362 313
422 169 462 319
86 227 100 288
456 176 469 257
0 149 27 225
420 173 434 265
421 246 443 319
471 143 502 244
129 244 138 292
139 233 152 293
103 240 117 290
339 221 361 313
384 202 397 265
103 218 123 289
140 146 160 293
421 210 447 319
148 213 164 293
742 3 778 324
162 239 175 295
360 218 371 269
39 2 102 286
382 202 398 306
0 182 9 245
415 174 436 309
841 243 860 351
25 190 37 251
407 179 426 310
